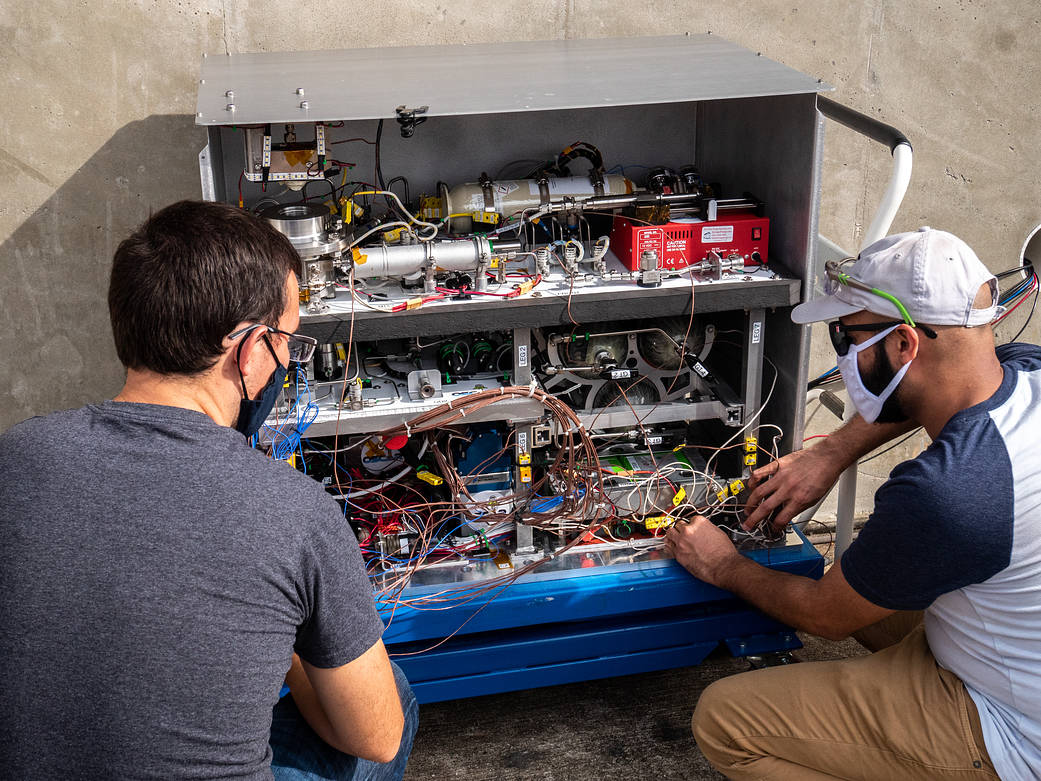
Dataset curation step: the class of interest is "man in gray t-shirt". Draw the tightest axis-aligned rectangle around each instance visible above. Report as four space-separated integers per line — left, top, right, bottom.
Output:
0 201 416 780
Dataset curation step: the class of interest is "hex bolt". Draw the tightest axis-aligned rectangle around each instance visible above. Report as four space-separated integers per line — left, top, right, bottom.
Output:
225 103 235 112
299 101 309 110
225 89 234 98
296 87 305 95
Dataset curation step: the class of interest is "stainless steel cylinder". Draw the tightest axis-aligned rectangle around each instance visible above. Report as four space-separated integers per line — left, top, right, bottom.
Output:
351 238 492 279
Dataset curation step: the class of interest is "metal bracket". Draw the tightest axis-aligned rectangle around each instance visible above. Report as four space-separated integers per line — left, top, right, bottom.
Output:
395 104 429 138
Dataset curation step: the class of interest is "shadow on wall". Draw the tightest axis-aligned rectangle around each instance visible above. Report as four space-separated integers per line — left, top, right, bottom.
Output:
0 114 207 433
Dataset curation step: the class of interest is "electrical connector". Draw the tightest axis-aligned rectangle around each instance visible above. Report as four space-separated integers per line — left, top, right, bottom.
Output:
416 469 444 486
644 515 675 530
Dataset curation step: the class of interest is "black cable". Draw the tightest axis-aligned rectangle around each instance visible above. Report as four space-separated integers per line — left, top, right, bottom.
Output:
859 428 921 464
375 119 386 191
302 174 337 204
995 258 1034 280
386 176 410 205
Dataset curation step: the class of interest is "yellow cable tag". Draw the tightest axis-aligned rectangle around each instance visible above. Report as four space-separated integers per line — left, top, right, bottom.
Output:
405 297 423 310
335 343 346 361
416 470 443 486
672 486 686 506
645 515 675 530
472 210 500 225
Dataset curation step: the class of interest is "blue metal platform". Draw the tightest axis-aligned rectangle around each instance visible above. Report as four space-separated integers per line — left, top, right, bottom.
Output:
382 529 824 703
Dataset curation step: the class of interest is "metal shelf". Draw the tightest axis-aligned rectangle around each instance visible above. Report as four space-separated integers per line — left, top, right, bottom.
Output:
297 259 799 342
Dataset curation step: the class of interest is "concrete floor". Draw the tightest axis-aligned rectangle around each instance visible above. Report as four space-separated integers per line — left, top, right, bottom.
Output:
404 633 867 781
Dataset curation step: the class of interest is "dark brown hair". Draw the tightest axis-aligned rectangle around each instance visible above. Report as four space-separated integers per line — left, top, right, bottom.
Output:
108 200 299 375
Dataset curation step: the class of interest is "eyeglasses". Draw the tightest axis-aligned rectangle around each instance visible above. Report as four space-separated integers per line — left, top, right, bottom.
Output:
824 258 919 326
228 324 318 363
827 320 938 356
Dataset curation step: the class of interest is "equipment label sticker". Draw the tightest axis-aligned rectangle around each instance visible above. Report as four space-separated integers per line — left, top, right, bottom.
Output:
517 345 528 367
637 228 664 254
517 431 528 452
702 225 734 243
751 321 762 344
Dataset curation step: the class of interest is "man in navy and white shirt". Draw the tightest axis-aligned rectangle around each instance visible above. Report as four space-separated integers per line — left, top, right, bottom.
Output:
667 227 1041 779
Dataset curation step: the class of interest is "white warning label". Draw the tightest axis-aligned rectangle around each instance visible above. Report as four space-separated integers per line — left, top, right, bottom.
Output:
701 225 734 243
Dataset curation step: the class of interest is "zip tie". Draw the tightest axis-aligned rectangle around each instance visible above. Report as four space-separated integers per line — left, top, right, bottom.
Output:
447 398 454 409
403 421 412 437
528 384 536 398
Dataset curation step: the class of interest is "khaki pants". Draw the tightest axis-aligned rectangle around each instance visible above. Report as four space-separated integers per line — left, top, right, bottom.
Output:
692 612 997 780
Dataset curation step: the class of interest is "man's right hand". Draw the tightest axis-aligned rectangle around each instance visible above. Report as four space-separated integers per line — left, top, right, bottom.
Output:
742 415 916 534
742 444 846 533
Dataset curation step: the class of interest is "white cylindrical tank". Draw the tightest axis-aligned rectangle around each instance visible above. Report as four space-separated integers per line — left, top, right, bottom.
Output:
442 174 632 220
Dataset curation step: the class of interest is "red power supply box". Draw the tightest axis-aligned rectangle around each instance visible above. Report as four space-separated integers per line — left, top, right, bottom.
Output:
611 212 770 271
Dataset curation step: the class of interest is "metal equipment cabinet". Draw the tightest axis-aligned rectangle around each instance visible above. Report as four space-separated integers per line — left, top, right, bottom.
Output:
196 34 828 702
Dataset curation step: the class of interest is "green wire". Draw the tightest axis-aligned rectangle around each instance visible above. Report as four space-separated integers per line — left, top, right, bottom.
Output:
831 270 917 327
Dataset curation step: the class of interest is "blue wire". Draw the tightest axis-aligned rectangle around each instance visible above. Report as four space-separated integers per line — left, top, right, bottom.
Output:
266 366 319 462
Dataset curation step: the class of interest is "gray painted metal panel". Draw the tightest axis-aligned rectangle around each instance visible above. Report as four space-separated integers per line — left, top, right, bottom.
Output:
297 277 801 343
197 34 829 125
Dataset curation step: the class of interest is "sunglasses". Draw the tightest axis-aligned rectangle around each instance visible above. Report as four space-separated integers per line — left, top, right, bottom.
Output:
827 320 938 356
228 324 318 363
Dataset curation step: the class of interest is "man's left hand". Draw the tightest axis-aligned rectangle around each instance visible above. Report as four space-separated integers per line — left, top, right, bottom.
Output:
664 516 741 587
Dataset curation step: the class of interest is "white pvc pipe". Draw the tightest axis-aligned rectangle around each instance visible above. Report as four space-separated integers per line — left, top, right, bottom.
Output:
862 143 914 247
833 141 913 558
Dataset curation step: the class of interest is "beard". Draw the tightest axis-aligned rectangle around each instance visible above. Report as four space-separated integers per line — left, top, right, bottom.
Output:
862 342 910 424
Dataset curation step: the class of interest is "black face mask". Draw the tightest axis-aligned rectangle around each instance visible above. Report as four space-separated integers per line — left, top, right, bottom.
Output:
234 336 288 438
862 341 909 424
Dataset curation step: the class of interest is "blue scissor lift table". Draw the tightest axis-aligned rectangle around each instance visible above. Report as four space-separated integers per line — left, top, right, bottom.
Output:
383 531 824 703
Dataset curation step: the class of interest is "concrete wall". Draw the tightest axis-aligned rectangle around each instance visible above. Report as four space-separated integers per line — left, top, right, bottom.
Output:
3 1 1039 512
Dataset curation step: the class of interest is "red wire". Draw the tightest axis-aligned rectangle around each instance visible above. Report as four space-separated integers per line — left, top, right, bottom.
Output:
995 276 1038 322
803 434 829 442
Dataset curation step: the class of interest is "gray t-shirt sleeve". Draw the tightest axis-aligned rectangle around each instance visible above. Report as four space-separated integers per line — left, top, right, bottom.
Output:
294 495 384 668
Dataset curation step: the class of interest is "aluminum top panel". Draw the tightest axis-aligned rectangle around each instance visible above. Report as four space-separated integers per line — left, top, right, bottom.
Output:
196 34 830 125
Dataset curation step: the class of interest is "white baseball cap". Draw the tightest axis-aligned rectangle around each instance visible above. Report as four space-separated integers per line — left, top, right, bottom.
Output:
792 228 1001 326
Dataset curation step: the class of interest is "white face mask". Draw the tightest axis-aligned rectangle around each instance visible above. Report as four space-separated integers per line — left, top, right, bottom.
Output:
836 324 912 424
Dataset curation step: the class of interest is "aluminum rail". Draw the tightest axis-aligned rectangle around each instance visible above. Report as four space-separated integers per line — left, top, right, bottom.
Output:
803 97 913 557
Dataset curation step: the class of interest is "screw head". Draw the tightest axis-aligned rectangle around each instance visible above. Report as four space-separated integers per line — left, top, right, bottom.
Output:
296 87 305 95
299 101 309 110
225 89 234 98
226 103 235 111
